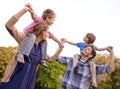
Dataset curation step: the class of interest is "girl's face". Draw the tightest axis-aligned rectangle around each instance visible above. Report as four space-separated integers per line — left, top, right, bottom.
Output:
45 15 56 26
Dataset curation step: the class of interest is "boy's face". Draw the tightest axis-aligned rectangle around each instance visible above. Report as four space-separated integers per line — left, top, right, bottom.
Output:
83 36 89 43
45 15 56 26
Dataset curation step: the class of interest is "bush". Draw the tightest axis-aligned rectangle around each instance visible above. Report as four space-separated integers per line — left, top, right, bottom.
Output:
0 47 17 80
0 47 120 89
35 61 66 89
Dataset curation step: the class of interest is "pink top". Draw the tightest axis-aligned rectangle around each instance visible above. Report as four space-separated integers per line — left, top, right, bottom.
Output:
23 17 54 38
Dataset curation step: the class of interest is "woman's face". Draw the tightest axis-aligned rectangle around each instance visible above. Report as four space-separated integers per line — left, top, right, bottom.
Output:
41 30 48 40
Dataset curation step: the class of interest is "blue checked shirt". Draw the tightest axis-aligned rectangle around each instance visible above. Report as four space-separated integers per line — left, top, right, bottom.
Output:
57 56 110 89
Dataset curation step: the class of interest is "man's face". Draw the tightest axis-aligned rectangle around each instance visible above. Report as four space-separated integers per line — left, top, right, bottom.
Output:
82 47 92 58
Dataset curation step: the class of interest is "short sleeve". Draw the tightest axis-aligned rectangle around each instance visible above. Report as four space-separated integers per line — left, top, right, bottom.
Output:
56 56 73 65
93 45 98 50
47 31 54 38
96 65 110 74
34 17 43 23
76 42 83 47
87 59 94 64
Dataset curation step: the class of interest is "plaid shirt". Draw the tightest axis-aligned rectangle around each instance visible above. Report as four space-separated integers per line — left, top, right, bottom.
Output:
57 56 110 89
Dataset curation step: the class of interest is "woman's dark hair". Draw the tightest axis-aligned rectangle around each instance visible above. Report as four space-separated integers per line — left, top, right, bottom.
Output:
32 22 49 36
42 9 56 20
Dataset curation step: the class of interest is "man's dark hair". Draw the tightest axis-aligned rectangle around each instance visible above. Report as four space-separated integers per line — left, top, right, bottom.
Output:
89 45 96 59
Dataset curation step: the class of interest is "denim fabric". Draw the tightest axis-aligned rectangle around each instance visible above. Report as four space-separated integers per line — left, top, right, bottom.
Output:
18 33 36 56
18 33 48 60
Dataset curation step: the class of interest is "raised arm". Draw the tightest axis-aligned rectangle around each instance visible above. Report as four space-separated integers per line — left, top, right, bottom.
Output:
47 39 65 62
107 46 114 72
5 5 30 44
96 46 114 74
50 34 64 48
25 3 37 20
47 46 64 62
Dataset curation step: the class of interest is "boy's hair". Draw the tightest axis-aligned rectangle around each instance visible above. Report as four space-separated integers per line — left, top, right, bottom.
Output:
86 33 96 44
42 9 56 20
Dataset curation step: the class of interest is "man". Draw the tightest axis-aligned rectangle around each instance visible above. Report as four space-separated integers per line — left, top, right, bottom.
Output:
56 45 114 89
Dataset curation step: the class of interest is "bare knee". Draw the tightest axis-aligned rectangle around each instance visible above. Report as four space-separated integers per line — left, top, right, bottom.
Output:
74 54 80 58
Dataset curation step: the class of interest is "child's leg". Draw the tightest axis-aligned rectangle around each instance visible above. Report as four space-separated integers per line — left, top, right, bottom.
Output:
16 33 36 63
73 54 79 69
40 40 48 68
41 40 48 59
19 33 36 56
89 60 97 87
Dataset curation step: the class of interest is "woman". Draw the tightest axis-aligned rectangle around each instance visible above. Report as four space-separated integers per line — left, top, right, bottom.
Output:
0 5 63 89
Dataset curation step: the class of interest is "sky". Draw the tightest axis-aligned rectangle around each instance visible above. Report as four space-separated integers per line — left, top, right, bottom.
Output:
0 0 120 57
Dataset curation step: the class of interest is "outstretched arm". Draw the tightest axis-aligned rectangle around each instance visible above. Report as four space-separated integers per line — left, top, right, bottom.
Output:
51 35 64 48
96 46 111 51
61 38 77 46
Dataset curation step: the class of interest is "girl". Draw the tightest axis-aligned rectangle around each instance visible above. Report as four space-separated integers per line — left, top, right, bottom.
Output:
15 3 63 68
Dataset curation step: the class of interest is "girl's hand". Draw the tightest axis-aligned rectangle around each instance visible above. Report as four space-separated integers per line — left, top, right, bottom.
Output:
25 3 34 14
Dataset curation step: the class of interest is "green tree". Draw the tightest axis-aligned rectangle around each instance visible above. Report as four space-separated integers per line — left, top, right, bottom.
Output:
35 61 66 89
0 47 120 89
0 47 17 80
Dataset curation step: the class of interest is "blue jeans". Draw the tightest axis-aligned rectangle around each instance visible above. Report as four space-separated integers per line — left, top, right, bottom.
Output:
18 33 47 59
40 40 48 59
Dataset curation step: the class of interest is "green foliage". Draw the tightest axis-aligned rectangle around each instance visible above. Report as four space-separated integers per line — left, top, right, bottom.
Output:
90 54 120 89
0 47 120 89
110 58 120 89
94 53 109 65
0 46 17 80
35 61 66 89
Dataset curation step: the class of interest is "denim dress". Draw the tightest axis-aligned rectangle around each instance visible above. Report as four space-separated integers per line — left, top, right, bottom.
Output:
0 43 42 89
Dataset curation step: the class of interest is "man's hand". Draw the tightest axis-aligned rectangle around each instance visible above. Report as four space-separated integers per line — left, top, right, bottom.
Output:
107 46 113 53
25 3 34 14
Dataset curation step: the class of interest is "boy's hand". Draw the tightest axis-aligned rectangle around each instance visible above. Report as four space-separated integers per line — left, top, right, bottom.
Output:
61 38 67 43
107 46 113 53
